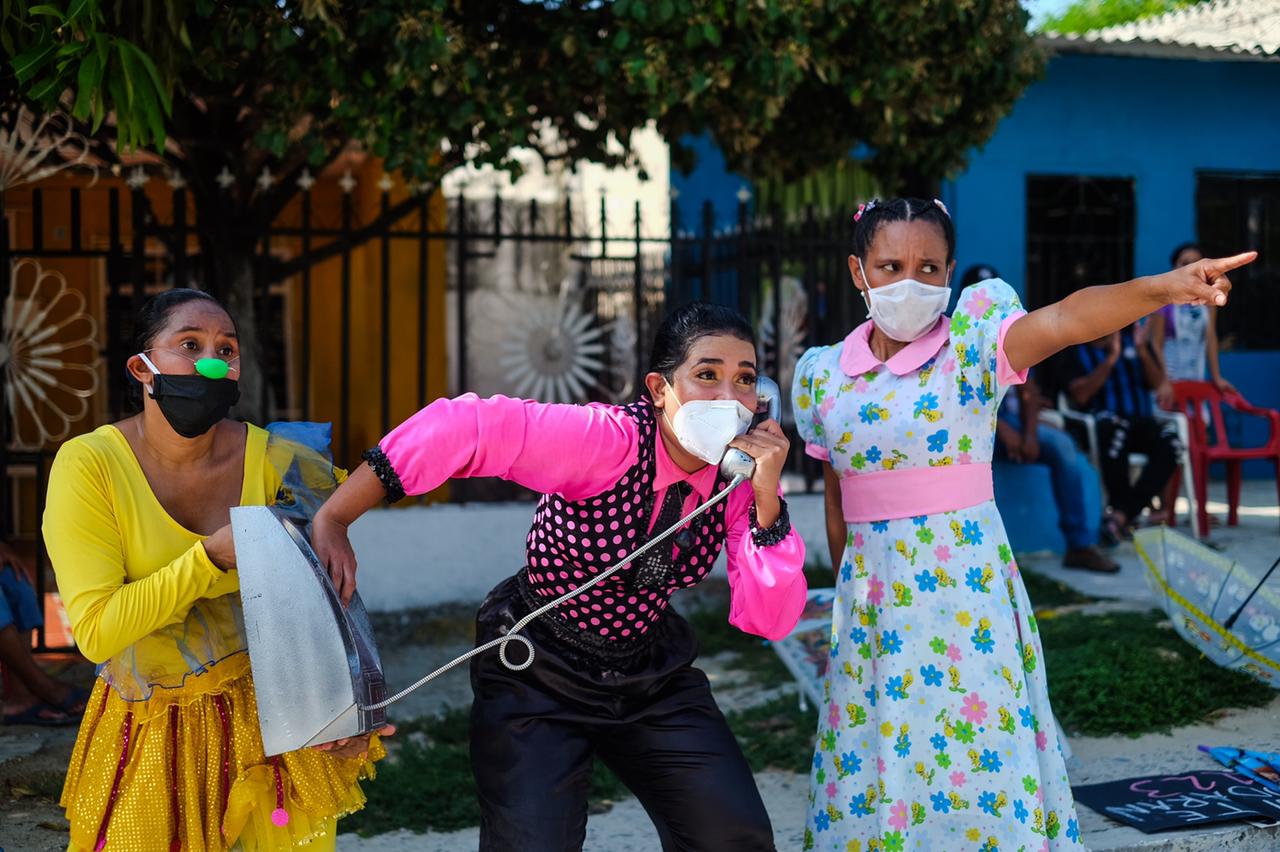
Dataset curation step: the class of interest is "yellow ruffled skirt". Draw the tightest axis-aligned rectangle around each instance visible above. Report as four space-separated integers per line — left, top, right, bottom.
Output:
61 654 384 851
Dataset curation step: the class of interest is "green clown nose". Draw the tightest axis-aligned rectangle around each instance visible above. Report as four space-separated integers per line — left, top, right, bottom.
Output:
195 358 229 380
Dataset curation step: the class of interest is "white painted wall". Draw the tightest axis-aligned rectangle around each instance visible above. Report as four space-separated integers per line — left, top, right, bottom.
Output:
442 122 670 240
350 492 828 612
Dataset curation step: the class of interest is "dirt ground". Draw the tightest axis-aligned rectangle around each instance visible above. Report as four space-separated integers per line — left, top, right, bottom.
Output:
1 654 94 852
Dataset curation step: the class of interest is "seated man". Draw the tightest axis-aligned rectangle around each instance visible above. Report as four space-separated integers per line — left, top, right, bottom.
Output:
996 374 1118 572
1 539 86 726
1065 328 1181 540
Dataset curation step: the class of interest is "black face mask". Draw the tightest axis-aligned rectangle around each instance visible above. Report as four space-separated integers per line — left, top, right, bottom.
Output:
148 373 240 438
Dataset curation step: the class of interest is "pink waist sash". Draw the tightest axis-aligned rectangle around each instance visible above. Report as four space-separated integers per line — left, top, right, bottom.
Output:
839 463 994 523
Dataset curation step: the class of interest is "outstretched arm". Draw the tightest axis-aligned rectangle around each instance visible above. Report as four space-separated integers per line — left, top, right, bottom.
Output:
313 395 638 604
1004 252 1256 374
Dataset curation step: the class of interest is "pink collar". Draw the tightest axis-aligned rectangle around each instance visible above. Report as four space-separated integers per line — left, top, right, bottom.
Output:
838 317 950 377
654 428 718 499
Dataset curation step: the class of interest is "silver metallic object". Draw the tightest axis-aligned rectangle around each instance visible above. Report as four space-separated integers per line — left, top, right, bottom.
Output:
232 506 387 756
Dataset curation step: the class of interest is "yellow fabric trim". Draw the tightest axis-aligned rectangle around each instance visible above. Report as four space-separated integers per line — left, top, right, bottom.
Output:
1135 537 1280 677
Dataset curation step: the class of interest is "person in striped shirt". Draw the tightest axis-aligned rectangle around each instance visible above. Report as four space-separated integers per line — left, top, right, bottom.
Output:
1064 326 1179 541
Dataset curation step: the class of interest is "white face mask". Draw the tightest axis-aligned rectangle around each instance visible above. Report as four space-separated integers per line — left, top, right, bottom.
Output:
664 388 754 465
858 257 951 343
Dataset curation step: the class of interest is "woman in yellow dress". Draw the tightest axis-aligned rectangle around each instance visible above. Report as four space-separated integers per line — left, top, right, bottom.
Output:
43 289 388 851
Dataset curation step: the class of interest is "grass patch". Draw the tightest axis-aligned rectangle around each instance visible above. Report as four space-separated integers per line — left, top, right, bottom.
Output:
686 605 792 687
1039 609 1277 737
340 707 629 836
1 768 66 801
729 695 817 775
1019 567 1101 611
342 694 817 836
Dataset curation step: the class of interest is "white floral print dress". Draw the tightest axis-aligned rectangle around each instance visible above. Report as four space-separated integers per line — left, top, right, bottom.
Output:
792 280 1084 852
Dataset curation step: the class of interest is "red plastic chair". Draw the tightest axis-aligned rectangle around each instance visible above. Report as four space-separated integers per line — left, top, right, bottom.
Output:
1165 381 1280 536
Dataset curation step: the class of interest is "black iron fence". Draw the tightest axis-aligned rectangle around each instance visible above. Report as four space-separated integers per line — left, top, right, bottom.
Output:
2 172 859 649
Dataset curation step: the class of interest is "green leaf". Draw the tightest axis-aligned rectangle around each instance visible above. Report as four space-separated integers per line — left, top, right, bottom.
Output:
656 0 674 23
123 42 171 116
27 74 63 102
90 87 106 132
65 0 91 21
27 4 66 18
116 41 136 106
612 29 630 51
106 74 133 148
72 49 102 120
11 41 57 83
702 22 720 47
130 65 166 149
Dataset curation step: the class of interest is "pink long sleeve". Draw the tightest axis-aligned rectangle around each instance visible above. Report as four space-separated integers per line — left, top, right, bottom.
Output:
722 487 807 641
379 394 639 500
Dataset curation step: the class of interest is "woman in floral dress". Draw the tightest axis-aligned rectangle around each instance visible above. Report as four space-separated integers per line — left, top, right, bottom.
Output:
793 197 1254 852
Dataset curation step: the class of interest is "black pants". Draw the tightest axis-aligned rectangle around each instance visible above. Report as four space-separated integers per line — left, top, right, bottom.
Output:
469 575 775 852
1096 413 1181 521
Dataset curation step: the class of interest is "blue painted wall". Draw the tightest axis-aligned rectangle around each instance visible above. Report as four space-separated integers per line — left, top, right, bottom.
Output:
671 135 747 234
948 53 1280 301
950 53 1280 478
674 51 1280 477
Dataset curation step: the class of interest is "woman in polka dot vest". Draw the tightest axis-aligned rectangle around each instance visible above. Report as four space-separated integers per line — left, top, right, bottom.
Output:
312 302 808 851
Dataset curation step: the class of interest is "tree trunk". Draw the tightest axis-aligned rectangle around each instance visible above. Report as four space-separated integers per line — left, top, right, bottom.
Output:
200 229 269 425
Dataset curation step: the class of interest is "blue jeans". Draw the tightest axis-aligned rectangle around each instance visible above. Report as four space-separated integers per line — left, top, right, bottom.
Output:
0 564 42 632
995 417 1098 550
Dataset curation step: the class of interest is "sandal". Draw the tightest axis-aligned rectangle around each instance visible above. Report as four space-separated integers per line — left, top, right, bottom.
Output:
55 685 90 719
1101 512 1132 545
3 703 74 727
1064 547 1121 574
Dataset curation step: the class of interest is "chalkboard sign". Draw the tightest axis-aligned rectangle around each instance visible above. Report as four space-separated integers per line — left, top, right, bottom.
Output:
1073 770 1280 833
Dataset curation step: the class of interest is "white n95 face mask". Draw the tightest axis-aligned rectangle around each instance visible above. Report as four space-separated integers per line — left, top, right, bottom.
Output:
859 257 951 343
665 392 754 465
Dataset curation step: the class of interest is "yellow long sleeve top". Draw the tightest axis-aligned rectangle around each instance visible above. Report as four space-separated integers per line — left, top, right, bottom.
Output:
42 423 382 852
43 423 259 664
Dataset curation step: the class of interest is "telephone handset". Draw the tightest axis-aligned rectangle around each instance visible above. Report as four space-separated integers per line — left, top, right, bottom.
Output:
719 375 783 482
